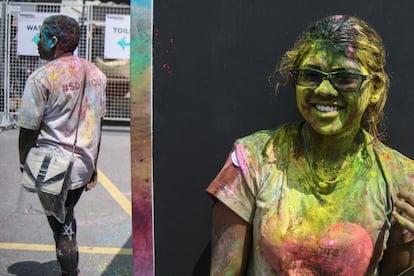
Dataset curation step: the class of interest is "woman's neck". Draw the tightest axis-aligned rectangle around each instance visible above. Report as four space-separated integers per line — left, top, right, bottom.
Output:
302 123 363 164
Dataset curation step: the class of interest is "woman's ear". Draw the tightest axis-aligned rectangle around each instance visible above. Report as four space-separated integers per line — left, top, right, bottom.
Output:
369 94 380 105
369 78 385 105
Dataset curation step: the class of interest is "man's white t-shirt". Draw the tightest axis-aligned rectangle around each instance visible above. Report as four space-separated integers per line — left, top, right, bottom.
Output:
18 55 106 189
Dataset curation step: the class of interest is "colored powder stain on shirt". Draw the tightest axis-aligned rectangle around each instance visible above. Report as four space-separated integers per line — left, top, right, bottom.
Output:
207 123 414 275
259 128 384 273
79 109 96 144
262 223 373 274
49 72 59 81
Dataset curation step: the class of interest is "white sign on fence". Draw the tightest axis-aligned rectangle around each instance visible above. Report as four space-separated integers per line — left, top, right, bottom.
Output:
104 14 130 59
17 13 51 56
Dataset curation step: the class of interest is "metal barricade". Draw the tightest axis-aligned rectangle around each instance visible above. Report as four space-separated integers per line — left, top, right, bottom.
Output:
0 1 130 129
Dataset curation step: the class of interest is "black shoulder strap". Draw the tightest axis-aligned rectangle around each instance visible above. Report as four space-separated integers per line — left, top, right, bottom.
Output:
72 66 87 156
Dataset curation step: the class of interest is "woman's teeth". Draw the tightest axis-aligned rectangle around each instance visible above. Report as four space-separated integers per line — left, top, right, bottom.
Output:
315 104 340 112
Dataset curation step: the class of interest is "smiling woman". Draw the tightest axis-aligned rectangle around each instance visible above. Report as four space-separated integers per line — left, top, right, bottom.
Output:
207 15 414 275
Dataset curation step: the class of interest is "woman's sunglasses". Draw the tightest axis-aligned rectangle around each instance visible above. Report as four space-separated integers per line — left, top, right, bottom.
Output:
289 68 374 92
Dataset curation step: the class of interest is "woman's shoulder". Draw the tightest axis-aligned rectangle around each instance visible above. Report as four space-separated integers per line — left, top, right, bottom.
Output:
231 123 300 169
236 122 300 146
368 133 414 167
366 131 414 189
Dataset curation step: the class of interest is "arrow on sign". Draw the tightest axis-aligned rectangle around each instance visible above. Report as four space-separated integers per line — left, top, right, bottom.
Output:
117 36 130 50
32 33 40 44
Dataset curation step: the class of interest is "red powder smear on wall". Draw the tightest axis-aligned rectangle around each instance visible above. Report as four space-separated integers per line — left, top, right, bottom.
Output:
162 63 172 74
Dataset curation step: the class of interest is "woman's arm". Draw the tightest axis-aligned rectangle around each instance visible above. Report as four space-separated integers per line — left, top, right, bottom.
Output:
379 242 413 275
380 190 414 275
211 200 252 276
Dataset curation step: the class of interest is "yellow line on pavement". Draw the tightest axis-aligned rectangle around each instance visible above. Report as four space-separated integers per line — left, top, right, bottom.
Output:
0 242 132 255
97 168 132 217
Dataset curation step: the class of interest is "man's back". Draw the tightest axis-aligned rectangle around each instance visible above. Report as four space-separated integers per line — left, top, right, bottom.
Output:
18 55 106 188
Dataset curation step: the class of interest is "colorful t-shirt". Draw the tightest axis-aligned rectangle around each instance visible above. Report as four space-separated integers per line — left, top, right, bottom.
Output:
18 55 106 189
207 123 414 275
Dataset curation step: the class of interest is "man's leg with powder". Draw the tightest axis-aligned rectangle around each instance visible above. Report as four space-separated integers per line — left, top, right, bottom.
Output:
47 187 84 275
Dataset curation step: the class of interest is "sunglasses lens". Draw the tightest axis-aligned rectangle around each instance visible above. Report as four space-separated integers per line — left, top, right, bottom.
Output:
332 73 363 91
297 69 322 88
291 69 365 92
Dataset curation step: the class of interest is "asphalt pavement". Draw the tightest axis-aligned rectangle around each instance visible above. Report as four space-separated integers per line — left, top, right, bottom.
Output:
0 123 132 275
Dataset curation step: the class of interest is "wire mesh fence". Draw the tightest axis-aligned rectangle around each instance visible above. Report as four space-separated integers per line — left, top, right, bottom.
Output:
0 1 130 129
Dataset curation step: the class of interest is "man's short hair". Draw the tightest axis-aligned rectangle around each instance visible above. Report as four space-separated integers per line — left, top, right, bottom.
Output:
42 15 80 53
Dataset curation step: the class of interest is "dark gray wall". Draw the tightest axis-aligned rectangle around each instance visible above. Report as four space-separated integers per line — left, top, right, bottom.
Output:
153 1 414 275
